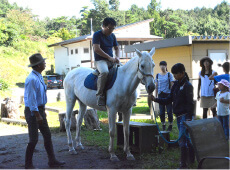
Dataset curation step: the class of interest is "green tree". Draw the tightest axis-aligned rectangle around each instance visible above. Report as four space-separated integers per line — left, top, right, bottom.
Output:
0 18 19 46
125 5 146 24
52 28 75 40
78 6 91 36
45 16 77 37
163 13 187 38
146 0 165 37
6 9 35 35
33 19 47 38
109 0 120 11
0 0 20 17
78 0 125 35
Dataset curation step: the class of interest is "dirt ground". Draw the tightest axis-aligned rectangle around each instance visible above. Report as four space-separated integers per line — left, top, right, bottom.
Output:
0 122 143 169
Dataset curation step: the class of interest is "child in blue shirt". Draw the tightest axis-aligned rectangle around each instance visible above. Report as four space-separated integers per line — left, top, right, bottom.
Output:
209 62 230 82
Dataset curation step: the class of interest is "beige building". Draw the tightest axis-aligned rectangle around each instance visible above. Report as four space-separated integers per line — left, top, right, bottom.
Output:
125 36 230 117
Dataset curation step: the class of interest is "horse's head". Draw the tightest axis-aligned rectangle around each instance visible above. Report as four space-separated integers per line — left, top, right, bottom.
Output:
135 47 155 94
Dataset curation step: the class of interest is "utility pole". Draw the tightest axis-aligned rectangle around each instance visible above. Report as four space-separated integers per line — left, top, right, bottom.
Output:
90 18 93 35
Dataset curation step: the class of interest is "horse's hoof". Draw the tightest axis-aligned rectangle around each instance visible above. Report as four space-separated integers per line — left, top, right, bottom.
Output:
110 156 120 162
126 155 135 161
69 150 77 155
77 144 84 150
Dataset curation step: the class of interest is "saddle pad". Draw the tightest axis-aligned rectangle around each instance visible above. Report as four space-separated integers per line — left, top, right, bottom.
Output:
84 67 118 91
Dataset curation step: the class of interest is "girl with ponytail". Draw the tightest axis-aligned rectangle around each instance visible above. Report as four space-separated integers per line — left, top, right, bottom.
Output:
149 63 195 169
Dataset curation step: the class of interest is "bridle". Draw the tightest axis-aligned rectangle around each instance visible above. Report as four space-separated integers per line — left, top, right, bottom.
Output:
137 62 154 79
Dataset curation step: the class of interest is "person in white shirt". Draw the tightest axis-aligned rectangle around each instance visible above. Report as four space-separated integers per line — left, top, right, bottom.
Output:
212 79 230 140
197 57 217 119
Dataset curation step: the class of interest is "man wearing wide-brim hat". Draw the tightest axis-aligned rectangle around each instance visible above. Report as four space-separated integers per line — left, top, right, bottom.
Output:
24 53 65 169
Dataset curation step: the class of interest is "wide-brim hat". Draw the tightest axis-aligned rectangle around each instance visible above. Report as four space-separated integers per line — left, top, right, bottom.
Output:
200 57 213 67
28 53 46 67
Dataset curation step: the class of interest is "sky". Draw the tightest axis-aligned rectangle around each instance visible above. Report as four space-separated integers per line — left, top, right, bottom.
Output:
8 0 227 19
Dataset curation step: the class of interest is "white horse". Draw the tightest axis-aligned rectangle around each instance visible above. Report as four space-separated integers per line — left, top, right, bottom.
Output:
64 47 156 161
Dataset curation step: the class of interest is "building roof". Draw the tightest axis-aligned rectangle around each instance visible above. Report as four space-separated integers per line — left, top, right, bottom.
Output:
192 35 230 41
125 36 192 53
48 34 90 47
48 18 162 47
125 35 230 53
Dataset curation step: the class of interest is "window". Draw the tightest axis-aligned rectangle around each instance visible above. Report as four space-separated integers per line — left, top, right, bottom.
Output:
208 50 227 62
84 48 89 53
71 49 73 55
75 48 78 54
208 50 228 74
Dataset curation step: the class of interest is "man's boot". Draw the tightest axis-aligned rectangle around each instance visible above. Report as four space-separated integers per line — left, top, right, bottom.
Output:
179 146 188 169
45 141 65 168
96 71 108 106
25 143 36 169
97 95 106 106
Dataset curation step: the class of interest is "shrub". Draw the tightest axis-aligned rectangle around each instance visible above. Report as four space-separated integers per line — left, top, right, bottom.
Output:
0 78 9 91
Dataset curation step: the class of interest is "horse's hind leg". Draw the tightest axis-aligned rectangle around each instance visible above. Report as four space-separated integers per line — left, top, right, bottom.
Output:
75 100 87 150
65 95 77 154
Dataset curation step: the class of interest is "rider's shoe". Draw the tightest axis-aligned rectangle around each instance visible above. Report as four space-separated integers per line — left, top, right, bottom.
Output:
97 95 106 106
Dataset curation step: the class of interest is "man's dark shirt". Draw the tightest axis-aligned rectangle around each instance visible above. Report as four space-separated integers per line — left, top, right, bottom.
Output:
92 30 118 61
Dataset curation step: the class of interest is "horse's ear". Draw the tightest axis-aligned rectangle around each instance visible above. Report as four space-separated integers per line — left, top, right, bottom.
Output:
149 47 155 57
134 48 142 57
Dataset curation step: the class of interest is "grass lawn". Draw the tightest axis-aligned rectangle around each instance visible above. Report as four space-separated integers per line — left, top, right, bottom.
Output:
15 97 197 169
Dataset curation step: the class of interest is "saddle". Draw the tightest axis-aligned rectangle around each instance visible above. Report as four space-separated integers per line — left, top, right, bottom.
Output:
84 66 118 91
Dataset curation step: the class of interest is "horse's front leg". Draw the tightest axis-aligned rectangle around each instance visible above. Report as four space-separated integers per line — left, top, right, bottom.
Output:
123 108 135 160
108 107 119 162
75 101 87 150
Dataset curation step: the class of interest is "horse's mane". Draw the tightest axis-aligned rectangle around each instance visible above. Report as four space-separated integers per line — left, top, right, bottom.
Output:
120 56 139 72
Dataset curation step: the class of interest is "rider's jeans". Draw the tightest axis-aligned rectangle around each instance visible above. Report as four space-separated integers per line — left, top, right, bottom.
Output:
95 60 112 96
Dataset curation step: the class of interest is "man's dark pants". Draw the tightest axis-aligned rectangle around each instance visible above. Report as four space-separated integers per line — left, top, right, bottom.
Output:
24 106 55 167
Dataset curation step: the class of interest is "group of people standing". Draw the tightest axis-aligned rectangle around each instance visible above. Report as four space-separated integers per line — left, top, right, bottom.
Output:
150 58 229 168
197 57 229 141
